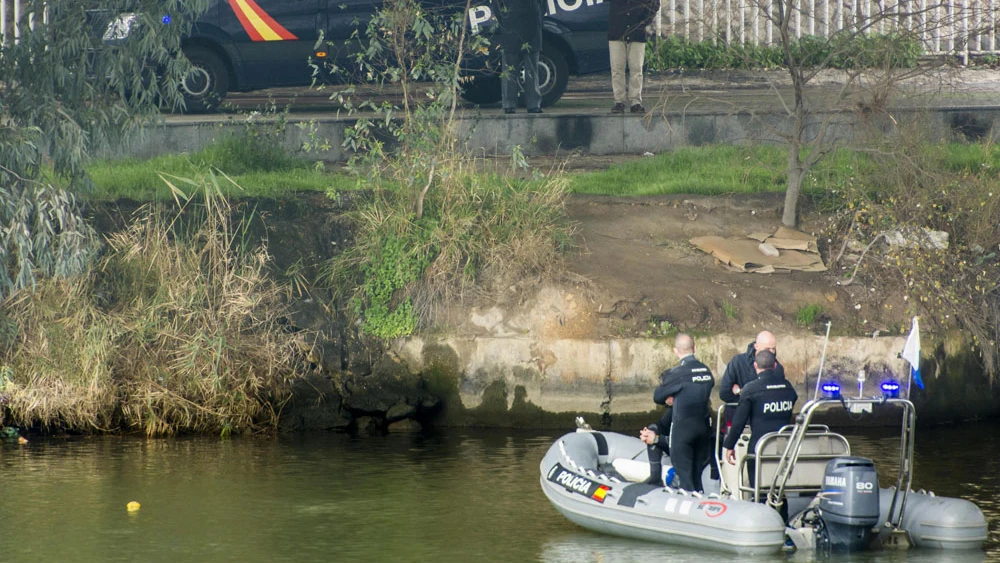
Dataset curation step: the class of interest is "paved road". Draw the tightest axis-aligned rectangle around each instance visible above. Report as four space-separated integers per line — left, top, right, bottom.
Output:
168 68 1000 123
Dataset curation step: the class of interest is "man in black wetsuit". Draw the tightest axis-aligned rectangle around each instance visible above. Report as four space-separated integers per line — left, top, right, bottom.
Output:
722 349 797 490
640 333 714 492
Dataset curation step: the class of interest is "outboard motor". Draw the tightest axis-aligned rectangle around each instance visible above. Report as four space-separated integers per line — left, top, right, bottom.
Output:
819 457 880 551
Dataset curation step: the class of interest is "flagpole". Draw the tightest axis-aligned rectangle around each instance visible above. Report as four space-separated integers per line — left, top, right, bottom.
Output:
812 321 832 402
905 357 913 400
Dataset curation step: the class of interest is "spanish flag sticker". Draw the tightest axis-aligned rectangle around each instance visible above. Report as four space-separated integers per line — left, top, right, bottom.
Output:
227 0 298 41
591 485 609 503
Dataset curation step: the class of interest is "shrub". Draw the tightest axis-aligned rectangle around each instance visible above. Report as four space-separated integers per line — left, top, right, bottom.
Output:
645 33 921 72
826 134 1000 381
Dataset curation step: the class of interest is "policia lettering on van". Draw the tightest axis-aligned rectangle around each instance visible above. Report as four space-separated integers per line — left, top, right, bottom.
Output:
102 0 611 112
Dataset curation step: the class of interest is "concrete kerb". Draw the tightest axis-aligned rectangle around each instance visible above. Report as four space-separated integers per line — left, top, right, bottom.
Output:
106 102 1000 164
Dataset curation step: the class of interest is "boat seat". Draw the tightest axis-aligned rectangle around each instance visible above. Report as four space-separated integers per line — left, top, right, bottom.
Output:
737 425 851 502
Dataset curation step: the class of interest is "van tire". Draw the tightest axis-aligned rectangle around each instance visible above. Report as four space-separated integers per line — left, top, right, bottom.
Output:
538 42 569 107
180 46 229 113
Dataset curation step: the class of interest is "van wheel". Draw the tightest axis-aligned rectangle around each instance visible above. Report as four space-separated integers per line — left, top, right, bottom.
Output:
461 75 502 105
180 46 229 113
538 42 569 107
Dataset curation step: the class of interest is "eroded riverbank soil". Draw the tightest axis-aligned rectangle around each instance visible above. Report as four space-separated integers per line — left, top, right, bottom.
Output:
549 192 900 341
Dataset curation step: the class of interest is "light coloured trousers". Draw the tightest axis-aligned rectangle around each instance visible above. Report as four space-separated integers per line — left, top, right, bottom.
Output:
609 40 645 105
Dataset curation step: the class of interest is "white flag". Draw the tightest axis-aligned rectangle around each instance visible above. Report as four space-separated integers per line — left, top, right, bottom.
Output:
901 317 924 389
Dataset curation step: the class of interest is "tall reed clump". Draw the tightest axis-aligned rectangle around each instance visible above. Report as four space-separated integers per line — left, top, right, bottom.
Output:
0 173 306 435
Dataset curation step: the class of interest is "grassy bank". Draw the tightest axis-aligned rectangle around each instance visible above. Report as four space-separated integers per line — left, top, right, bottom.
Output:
565 143 1000 197
79 132 1000 202
6 133 1000 436
83 133 354 201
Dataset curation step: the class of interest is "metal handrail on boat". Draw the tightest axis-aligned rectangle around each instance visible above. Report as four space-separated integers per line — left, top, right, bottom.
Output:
747 424 849 502
765 397 917 531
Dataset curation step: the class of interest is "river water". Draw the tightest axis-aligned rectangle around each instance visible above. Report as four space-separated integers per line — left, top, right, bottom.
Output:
1 420 997 563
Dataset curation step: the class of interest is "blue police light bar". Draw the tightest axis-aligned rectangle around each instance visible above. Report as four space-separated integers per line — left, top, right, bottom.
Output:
162 15 172 25
881 380 900 398
821 382 841 398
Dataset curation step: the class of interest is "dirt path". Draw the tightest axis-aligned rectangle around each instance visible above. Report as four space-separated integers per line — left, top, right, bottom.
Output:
558 193 878 339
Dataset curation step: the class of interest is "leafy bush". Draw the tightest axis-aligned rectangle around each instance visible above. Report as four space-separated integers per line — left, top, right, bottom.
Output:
645 33 921 72
329 166 572 338
825 135 1000 381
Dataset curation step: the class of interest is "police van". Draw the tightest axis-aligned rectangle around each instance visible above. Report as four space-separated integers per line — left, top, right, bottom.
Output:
102 0 610 112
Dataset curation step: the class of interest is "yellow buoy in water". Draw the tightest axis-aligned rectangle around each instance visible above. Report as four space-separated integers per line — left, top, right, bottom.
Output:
126 501 141 512
17 436 28 444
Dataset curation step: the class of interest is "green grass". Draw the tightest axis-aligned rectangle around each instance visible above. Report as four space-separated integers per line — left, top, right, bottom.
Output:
567 142 1000 197
722 301 738 319
796 304 824 326
568 145 790 196
84 134 356 201
82 139 1000 202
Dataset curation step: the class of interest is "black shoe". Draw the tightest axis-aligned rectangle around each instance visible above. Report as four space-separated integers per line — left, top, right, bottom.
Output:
611 102 626 113
527 107 543 114
630 103 646 113
503 108 515 114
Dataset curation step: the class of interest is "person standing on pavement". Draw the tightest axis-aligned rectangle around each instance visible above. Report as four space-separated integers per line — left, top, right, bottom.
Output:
640 333 714 492
495 0 545 114
607 0 658 114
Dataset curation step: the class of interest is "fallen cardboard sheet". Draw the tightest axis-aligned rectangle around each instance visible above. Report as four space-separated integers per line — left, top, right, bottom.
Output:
691 227 827 273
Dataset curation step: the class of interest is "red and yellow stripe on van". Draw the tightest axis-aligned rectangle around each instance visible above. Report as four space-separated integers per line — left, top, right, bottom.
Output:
226 0 298 41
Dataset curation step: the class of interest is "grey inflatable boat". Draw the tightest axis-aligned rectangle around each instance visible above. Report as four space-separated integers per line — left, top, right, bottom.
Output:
540 397 988 554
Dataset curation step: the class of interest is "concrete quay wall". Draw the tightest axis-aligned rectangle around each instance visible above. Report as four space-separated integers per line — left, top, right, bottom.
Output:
112 105 1000 163
392 331 1000 426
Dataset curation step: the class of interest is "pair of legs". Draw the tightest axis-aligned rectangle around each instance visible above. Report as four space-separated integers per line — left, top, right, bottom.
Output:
501 48 541 113
668 426 712 492
609 40 645 109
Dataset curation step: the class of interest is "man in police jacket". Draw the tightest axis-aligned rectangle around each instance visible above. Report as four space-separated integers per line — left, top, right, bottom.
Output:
713 330 784 480
722 349 798 488
640 333 714 492
719 331 784 423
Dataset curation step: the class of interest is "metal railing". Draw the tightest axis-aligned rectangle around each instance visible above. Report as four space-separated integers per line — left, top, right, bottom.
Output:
765 397 916 528
659 0 1000 59
1 0 47 48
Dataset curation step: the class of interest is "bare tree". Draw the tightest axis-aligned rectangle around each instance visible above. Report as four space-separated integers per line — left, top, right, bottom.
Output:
663 0 996 227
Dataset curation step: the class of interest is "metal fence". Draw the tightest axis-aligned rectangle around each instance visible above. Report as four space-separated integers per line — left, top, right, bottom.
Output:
3 0 999 58
1 0 46 47
660 0 1000 58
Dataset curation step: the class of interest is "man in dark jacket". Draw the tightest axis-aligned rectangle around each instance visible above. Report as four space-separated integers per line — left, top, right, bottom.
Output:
607 0 658 113
495 0 544 114
640 333 714 492
722 349 798 490
719 330 784 431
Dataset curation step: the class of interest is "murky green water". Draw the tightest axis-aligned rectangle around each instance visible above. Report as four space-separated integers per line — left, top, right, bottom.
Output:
1 421 997 563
